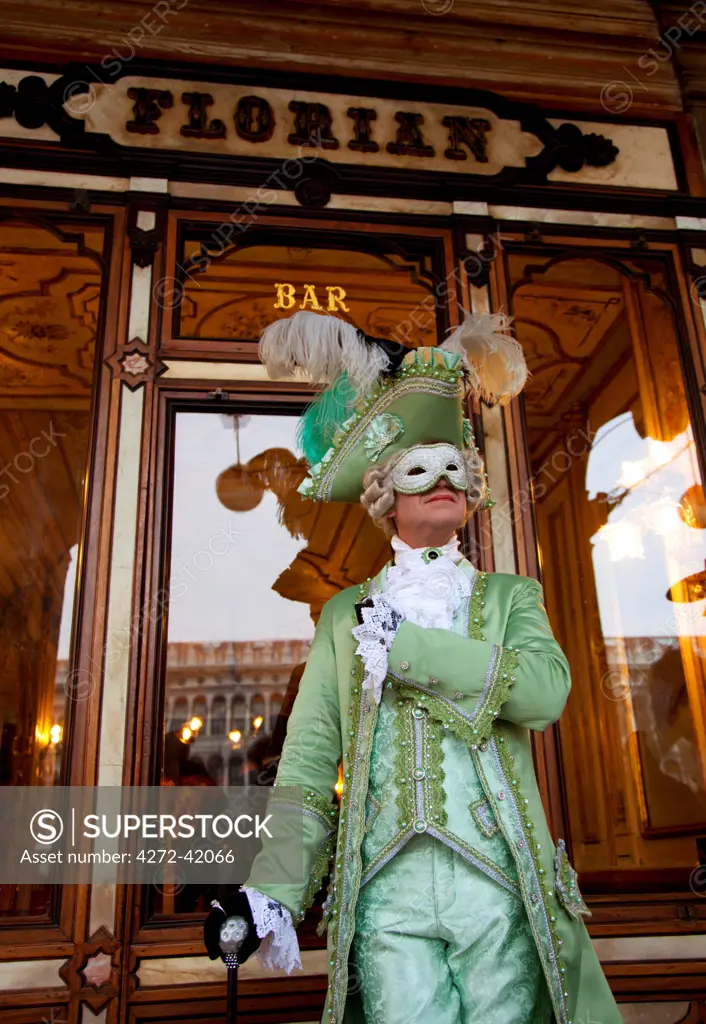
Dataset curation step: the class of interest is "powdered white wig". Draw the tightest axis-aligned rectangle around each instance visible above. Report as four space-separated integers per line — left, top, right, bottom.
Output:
360 446 487 538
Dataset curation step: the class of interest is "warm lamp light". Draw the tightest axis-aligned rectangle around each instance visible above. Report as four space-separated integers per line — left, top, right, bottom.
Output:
189 716 203 732
49 724 62 745
229 729 242 746
253 716 263 731
180 726 193 743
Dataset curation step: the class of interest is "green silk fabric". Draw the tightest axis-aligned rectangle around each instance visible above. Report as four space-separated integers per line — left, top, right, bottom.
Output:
354 834 552 1023
246 563 624 1024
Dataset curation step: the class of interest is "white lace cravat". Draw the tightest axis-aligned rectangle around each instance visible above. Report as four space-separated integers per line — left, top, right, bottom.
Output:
386 535 471 630
352 534 472 707
351 595 403 705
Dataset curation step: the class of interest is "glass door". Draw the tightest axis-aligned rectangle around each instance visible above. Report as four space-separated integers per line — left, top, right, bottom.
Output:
136 216 463 940
502 243 706 889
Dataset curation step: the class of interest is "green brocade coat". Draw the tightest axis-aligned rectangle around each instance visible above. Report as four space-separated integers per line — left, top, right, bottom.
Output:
247 564 622 1024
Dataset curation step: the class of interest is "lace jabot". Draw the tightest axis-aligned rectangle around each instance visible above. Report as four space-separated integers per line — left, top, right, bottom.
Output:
386 535 472 631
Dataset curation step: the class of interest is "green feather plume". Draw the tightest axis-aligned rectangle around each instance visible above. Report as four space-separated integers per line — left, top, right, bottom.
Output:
297 373 359 467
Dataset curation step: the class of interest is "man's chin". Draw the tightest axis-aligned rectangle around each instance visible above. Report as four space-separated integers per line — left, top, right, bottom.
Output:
425 508 464 530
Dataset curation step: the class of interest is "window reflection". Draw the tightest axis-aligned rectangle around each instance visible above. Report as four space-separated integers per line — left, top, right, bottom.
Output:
162 413 315 795
512 253 706 880
588 415 706 832
0 218 102 916
158 410 390 915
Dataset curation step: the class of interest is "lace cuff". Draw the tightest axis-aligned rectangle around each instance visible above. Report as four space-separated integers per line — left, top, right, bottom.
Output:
242 887 302 974
351 594 403 705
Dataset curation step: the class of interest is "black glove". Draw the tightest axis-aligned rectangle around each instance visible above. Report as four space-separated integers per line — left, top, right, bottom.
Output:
354 594 403 636
354 597 374 625
203 887 261 965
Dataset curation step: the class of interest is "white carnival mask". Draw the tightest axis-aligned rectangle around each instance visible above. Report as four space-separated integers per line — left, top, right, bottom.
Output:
390 443 467 495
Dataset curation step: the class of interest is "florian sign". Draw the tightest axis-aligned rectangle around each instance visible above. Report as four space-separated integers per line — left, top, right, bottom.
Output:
117 88 493 164
0 69 625 187
73 77 620 177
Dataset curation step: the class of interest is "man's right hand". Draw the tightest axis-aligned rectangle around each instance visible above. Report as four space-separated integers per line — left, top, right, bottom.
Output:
204 889 261 965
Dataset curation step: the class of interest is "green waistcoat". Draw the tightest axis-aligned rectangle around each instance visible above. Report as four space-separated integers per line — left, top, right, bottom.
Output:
361 562 519 899
246 563 623 1024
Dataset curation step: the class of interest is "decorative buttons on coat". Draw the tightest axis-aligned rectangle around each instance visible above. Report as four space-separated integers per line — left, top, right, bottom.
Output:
480 742 488 752
414 819 427 832
400 661 410 671
428 675 439 685
497 790 505 800
454 691 463 700
413 768 425 781
412 707 425 719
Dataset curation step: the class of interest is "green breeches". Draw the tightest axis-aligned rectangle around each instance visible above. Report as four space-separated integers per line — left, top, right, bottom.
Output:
352 834 553 1024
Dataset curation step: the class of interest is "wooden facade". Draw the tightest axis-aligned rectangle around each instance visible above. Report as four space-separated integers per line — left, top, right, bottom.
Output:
1 3 706 1022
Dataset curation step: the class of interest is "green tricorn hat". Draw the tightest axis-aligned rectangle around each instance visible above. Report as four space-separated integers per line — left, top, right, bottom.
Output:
259 310 527 503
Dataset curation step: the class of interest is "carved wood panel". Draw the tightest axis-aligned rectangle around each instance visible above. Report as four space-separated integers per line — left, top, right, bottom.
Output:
175 240 439 348
0 221 101 406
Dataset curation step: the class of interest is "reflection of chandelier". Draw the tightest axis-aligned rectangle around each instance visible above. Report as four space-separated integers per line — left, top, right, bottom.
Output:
216 429 313 537
678 484 706 530
667 486 706 610
247 447 303 498
667 560 706 608
215 415 265 512
216 464 264 511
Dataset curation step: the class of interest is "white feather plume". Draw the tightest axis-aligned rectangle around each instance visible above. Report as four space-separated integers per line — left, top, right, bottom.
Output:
259 311 390 393
440 309 528 405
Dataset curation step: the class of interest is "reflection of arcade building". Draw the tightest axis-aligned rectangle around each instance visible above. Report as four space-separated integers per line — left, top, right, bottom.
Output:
163 638 310 786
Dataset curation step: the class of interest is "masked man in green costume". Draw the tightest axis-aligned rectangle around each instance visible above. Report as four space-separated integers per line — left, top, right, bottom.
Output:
204 310 622 1024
